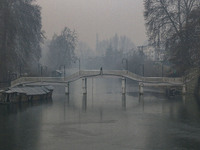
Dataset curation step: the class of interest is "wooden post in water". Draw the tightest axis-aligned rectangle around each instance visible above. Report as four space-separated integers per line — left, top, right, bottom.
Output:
82 78 87 94
122 77 126 94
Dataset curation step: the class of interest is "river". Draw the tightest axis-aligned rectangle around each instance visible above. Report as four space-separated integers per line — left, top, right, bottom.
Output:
0 78 200 150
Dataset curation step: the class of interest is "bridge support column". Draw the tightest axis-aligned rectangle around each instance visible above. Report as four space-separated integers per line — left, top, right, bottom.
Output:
182 84 186 95
65 82 69 95
139 82 144 95
122 77 126 94
82 78 87 94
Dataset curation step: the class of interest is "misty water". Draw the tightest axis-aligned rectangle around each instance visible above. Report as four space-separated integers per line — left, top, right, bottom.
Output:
0 78 200 150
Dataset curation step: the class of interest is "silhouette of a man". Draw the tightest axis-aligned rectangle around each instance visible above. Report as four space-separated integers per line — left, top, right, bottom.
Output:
100 67 103 75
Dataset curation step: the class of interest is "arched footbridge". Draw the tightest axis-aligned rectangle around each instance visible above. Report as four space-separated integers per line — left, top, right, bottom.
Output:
11 70 186 95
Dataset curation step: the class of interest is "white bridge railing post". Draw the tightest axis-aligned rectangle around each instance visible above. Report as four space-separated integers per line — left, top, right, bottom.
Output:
182 84 186 95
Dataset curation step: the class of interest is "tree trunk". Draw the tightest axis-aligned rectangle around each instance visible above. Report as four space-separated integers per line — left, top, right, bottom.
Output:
0 2 9 83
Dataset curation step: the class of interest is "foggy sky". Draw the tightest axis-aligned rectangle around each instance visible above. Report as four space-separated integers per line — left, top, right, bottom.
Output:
37 0 147 49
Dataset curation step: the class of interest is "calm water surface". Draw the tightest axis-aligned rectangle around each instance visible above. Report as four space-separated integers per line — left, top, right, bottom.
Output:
0 78 200 150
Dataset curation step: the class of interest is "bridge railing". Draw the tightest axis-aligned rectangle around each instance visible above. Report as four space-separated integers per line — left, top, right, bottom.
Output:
11 70 185 87
78 70 127 77
11 77 66 87
126 71 183 84
126 71 143 81
79 70 100 76
142 77 184 84
102 70 127 75
65 71 80 82
79 70 183 84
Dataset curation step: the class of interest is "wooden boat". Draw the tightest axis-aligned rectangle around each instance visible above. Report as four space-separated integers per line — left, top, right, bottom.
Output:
0 85 54 104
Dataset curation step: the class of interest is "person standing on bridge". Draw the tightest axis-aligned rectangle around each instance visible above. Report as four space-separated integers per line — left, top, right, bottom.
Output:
100 67 103 75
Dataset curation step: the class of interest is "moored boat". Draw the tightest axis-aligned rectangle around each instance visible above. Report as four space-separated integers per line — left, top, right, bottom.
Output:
0 85 54 104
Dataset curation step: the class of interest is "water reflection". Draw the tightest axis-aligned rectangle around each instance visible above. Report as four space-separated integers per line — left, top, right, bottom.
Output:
63 94 69 120
139 94 145 111
65 94 70 105
139 94 144 102
122 94 126 110
1 81 200 150
182 95 186 104
82 94 87 112
0 100 52 115
99 107 103 122
0 100 52 150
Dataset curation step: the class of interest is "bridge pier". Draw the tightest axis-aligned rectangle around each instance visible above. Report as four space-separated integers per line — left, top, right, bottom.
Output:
122 77 126 94
139 82 144 95
182 84 186 95
82 78 87 94
65 82 70 95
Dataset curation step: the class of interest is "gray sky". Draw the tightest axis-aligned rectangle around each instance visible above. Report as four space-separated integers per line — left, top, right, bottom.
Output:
37 0 147 49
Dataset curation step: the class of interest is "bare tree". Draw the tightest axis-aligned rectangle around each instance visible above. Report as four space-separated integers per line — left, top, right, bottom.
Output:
167 7 200 71
144 0 200 73
144 0 199 45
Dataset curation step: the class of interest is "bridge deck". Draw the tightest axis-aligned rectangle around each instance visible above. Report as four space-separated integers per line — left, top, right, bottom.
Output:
11 70 184 87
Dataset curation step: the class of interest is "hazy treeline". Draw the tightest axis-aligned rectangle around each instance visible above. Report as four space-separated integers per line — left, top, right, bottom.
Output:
96 34 136 56
82 34 163 77
74 34 164 77
41 33 140 73
81 34 138 70
46 27 77 71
